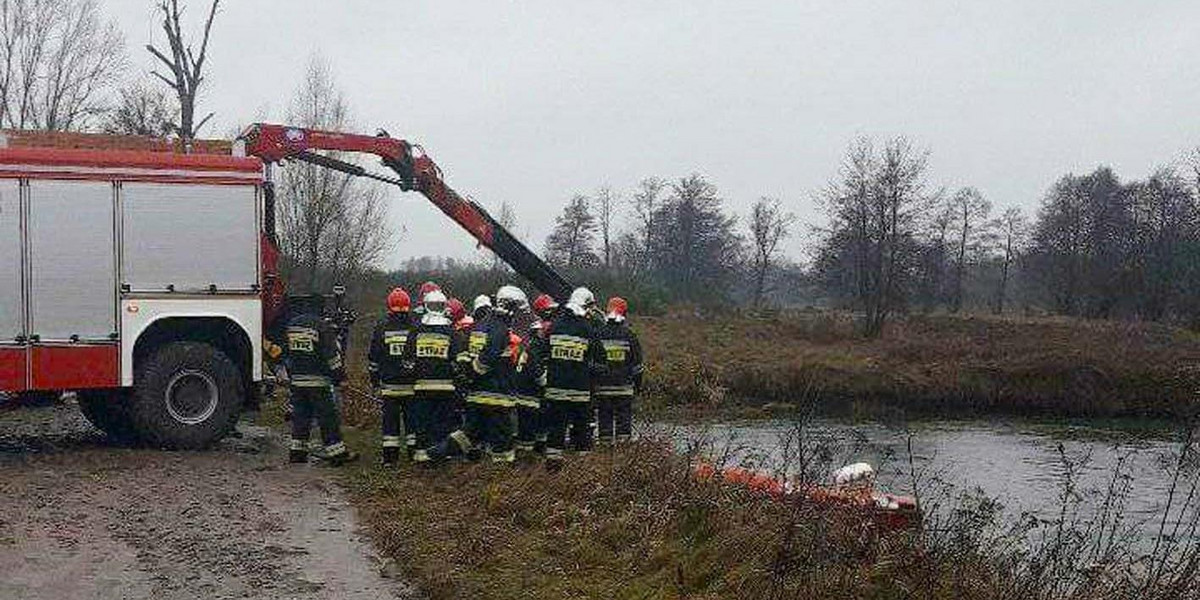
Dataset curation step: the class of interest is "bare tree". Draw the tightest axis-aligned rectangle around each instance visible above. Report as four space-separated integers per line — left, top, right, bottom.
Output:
1128 168 1196 320
1027 168 1130 318
818 137 936 337
947 187 991 313
649 174 743 301
748 197 795 308
147 0 219 145
992 207 1028 314
630 177 666 276
277 57 393 292
545 194 599 271
915 201 954 311
594 186 618 270
0 0 125 130
102 82 176 136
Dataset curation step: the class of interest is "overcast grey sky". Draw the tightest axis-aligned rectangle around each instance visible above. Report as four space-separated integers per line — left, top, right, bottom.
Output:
104 1 1200 268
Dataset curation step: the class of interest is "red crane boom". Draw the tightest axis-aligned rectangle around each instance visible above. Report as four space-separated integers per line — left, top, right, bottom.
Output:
240 123 574 322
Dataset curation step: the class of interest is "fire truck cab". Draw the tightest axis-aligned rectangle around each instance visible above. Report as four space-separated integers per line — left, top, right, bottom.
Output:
0 131 264 448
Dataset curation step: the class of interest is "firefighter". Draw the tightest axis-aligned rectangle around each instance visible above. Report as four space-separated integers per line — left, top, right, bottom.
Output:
448 297 474 332
594 296 643 445
406 289 465 463
430 285 527 464
543 287 605 466
282 295 357 465
514 319 548 456
472 294 493 323
532 293 558 331
412 281 441 323
367 288 416 465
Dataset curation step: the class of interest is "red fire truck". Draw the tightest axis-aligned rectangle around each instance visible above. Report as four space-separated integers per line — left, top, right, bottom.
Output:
0 125 572 449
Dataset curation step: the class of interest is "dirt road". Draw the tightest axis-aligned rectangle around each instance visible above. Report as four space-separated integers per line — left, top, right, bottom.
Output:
0 401 418 600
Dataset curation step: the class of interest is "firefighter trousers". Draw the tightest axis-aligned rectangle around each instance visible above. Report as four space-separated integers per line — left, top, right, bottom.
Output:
291 386 345 453
595 393 633 444
419 392 461 449
380 394 415 453
430 400 514 463
515 398 543 452
545 399 593 459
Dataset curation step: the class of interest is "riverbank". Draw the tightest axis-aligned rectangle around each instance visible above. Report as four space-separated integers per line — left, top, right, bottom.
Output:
638 311 1200 418
334 433 968 599
325 423 1197 600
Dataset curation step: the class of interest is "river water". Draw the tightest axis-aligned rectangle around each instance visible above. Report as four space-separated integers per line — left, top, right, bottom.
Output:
660 417 1193 543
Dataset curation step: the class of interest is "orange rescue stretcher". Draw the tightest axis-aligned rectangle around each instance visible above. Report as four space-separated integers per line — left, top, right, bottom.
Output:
693 461 920 531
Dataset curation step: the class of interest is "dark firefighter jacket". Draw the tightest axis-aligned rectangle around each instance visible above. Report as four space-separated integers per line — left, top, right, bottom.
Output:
514 331 549 408
405 318 464 394
466 314 518 407
283 312 346 388
367 313 416 398
594 319 644 397
544 311 605 403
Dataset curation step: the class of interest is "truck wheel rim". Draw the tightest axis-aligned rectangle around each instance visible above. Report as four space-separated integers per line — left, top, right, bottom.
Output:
165 370 219 425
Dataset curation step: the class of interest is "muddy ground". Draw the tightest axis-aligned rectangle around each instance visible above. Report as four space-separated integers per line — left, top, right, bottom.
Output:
0 400 419 600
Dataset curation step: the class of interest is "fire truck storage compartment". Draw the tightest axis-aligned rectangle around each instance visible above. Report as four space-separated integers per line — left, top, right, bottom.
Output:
0 179 21 340
120 183 258 293
0 180 23 390
29 180 117 342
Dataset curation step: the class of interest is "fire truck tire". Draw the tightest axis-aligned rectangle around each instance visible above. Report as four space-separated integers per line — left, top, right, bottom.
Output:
77 390 139 442
131 341 243 449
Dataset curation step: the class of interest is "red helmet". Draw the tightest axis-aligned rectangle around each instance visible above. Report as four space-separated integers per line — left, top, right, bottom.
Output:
418 281 441 301
387 288 411 313
455 314 475 331
447 297 467 323
532 293 558 316
606 296 628 321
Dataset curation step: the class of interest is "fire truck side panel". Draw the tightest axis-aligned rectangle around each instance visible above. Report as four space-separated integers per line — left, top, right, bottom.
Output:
0 179 21 341
28 180 118 342
0 179 23 390
0 142 265 395
0 348 23 390
121 183 259 293
120 297 262 388
31 344 119 389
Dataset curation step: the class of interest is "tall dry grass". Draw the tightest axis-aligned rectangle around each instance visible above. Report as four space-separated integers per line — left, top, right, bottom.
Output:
331 413 1200 600
638 311 1200 418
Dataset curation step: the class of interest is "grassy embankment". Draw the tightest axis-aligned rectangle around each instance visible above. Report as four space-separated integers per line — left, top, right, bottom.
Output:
637 311 1200 418
313 422 1198 600
274 311 1200 599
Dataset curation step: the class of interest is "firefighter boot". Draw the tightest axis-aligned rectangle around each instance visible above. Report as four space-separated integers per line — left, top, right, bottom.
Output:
322 442 360 466
288 439 308 464
326 450 360 466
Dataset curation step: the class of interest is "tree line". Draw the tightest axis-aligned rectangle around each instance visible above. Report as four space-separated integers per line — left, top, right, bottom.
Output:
525 135 1200 337
538 176 795 311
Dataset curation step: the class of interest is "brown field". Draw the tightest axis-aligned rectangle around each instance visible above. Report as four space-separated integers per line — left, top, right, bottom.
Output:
637 311 1200 418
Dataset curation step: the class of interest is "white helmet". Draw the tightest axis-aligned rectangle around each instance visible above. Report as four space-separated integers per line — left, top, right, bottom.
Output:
472 294 492 312
566 287 595 317
423 290 448 313
421 290 452 325
494 285 529 316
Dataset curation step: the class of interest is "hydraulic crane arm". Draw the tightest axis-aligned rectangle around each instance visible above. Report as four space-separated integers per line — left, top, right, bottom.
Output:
240 123 574 305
